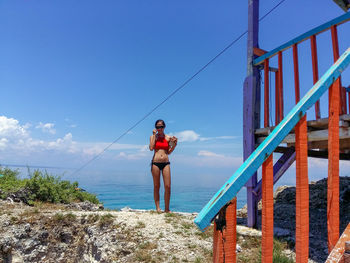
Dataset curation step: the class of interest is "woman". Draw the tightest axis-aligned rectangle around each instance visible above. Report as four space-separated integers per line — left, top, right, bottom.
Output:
149 119 177 212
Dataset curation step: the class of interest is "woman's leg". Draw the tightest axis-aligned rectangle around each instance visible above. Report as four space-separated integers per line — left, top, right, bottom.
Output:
151 165 162 212
162 164 171 212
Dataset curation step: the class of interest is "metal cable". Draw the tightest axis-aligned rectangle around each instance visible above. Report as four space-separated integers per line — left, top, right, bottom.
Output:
70 0 288 176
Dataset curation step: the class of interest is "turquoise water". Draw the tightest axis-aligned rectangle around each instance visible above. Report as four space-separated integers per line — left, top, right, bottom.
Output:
10 166 249 213
83 183 247 213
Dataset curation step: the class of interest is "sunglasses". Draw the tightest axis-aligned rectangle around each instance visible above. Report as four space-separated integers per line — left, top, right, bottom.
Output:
156 126 164 129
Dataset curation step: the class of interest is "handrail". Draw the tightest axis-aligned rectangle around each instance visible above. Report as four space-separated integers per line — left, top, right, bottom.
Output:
254 12 350 66
194 47 350 230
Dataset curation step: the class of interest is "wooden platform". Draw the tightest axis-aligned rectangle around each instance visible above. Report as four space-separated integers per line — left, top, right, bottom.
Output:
255 114 350 160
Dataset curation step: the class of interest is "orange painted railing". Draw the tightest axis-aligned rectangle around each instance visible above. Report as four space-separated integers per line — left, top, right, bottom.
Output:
208 12 350 263
257 18 347 262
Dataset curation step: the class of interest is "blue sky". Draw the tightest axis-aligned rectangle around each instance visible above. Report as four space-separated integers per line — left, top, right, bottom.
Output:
0 1 349 188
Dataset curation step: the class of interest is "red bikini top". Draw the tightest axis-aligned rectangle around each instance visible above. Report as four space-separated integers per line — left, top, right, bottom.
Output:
154 136 169 150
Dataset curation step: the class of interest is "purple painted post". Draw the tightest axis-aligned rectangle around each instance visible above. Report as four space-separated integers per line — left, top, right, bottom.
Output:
254 149 296 201
244 0 260 228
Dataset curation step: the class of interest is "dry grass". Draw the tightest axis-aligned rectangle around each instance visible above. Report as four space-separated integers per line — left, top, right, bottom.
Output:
135 220 146 229
98 213 114 228
33 201 65 211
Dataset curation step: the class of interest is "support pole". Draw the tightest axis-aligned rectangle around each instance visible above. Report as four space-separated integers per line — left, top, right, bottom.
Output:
328 25 340 252
264 59 270 126
224 199 237 263
262 58 273 263
213 221 224 263
293 43 309 263
261 155 273 263
244 0 260 228
213 201 237 263
278 51 284 122
310 35 321 119
331 25 346 115
275 70 280 125
295 116 309 262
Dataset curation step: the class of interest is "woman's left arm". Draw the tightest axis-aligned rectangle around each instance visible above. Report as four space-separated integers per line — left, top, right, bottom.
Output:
167 136 177 155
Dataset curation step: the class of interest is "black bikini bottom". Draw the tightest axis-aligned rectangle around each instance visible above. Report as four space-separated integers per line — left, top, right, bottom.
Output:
152 162 170 171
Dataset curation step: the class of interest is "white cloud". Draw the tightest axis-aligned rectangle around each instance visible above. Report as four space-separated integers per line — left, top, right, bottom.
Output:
173 150 242 168
36 122 56 134
0 116 241 169
64 118 77 129
200 136 237 141
0 116 29 138
0 138 8 150
172 130 200 142
0 116 148 159
115 145 151 160
115 150 150 160
170 130 237 143
198 150 225 158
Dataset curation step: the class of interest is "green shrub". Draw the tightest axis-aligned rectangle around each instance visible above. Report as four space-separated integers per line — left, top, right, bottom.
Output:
0 167 99 205
255 239 294 263
0 167 25 198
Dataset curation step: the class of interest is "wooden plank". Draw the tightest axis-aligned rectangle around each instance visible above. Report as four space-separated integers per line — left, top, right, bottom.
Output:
288 138 350 151
194 47 350 231
278 51 284 121
331 25 347 115
261 155 274 263
253 12 350 65
264 59 270 127
283 127 350 144
224 199 237 263
253 148 295 201
275 146 350 160
328 25 341 252
293 44 301 103
311 34 321 119
244 0 260 228
257 127 350 145
253 47 267 56
255 114 350 136
295 116 309 262
326 223 350 263
275 71 280 124
269 66 278 73
213 221 223 263
308 117 334 129
341 115 350 121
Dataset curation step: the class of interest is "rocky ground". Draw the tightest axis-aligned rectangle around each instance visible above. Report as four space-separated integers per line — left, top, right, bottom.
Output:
0 200 300 263
1 176 349 263
0 201 213 263
238 176 350 262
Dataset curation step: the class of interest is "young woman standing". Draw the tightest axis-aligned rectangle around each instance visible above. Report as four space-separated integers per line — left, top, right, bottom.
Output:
149 119 177 212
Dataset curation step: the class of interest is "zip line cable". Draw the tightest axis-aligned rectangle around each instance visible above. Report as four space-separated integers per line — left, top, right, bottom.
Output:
70 0 287 176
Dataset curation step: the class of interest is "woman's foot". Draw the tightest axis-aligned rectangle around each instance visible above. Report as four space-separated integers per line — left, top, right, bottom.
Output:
164 210 171 213
156 208 163 213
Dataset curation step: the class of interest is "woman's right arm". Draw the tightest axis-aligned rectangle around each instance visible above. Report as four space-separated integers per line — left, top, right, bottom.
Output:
149 130 157 150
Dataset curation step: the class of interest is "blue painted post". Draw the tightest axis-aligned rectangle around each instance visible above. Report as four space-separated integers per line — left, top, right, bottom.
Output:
244 0 260 228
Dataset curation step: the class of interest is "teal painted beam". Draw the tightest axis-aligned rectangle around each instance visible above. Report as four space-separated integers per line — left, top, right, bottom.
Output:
194 47 350 231
254 12 350 66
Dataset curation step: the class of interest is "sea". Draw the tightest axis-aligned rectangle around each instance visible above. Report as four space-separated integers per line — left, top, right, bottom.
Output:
8 164 330 213
81 182 247 213
6 166 248 213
